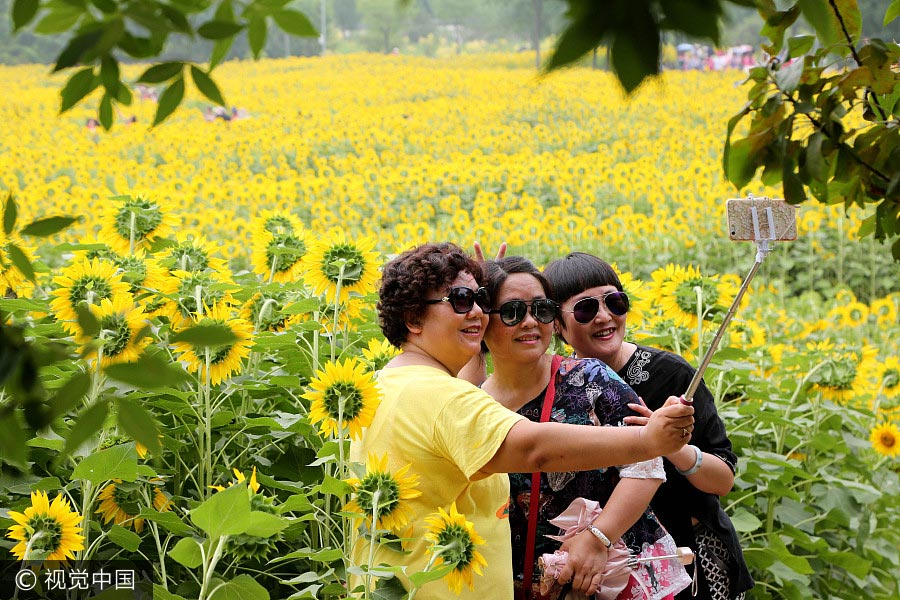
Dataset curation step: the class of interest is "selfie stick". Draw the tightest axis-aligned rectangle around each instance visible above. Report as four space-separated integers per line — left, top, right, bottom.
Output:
682 199 790 403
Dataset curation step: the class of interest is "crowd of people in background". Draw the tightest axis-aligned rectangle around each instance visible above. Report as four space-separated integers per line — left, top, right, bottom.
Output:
675 44 756 71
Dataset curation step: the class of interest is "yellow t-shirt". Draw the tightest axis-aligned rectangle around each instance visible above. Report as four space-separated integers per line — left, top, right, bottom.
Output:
350 365 525 599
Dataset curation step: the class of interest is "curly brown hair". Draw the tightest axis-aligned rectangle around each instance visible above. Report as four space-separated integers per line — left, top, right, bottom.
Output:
377 242 483 347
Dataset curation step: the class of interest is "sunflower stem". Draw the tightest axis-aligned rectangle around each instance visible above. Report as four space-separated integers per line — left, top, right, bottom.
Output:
694 284 704 361
129 210 136 256
364 489 382 599
203 346 212 499
268 252 278 285
330 264 345 363
198 535 228 600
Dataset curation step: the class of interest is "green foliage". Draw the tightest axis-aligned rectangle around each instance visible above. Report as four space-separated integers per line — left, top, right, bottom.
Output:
6 0 319 127
723 1 900 260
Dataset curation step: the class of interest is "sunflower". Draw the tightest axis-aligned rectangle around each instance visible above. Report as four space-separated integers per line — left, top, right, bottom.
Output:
75 294 150 366
875 356 900 400
609 264 647 329
210 468 283 559
304 229 379 303
345 453 422 532
0 235 37 297
830 301 869 329
870 422 900 458
251 209 305 239
653 264 738 330
869 297 897 327
155 233 228 274
49 258 132 334
171 305 254 385
111 251 170 298
240 290 304 332
812 344 879 403
210 467 262 493
423 502 488 594
6 491 85 561
96 479 172 533
360 338 401 372
100 194 179 254
251 229 309 283
303 358 381 440
158 268 237 329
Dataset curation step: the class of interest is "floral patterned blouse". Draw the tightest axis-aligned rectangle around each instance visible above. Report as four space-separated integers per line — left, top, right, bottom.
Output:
508 356 687 600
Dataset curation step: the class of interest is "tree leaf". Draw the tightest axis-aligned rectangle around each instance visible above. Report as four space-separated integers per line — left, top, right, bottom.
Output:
168 537 204 568
271 9 317 37
197 19 245 40
191 482 252 538
103 353 190 388
12 0 39 32
34 4 82 34
116 397 161 455
798 0 860 56
209 37 235 71
20 215 79 236
61 400 110 459
170 322 238 347
248 15 267 60
0 412 28 469
152 75 185 127
137 62 184 84
190 65 226 106
3 192 17 236
100 54 120 95
787 34 815 57
72 438 139 483
47 371 91 420
99 93 113 130
7 244 36 282
53 28 104 72
108 524 142 551
609 6 660 94
886 0 900 26
60 67 99 114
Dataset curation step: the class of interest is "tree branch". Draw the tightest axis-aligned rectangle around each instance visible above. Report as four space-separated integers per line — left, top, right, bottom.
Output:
828 0 889 123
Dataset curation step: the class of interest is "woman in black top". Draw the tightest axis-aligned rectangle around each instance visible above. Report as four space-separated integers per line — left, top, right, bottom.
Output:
544 252 753 600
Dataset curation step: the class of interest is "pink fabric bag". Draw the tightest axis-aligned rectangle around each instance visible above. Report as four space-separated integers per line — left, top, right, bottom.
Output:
538 498 693 600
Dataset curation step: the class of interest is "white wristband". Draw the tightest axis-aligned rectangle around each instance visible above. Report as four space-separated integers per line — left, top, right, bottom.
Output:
676 445 703 476
587 525 613 548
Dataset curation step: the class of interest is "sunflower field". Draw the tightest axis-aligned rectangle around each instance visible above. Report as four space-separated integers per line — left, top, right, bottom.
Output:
1 53 899 600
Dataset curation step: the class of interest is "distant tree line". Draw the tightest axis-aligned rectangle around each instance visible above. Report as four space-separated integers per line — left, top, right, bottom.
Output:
5 0 896 67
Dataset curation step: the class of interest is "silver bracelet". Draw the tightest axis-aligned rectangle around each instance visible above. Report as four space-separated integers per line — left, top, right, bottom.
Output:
676 445 703 476
586 524 613 548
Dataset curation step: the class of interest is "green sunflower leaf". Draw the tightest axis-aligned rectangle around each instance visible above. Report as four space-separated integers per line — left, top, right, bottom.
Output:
170 323 238 347
20 216 79 237
104 353 190 388
205 574 268 600
108 524 141 551
3 191 16 235
116 397 161 454
191 482 252 538
168 537 204 568
138 508 193 535
72 439 138 482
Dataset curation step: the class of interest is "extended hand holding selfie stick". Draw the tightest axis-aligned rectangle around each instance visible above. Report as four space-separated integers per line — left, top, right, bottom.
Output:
682 195 798 403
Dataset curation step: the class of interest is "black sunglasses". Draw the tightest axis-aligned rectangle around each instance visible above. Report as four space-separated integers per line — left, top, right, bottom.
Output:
426 286 491 314
492 299 559 326
562 291 630 323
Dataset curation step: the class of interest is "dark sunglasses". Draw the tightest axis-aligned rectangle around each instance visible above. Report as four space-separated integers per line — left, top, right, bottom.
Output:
492 299 559 326
426 286 491 314
562 291 630 323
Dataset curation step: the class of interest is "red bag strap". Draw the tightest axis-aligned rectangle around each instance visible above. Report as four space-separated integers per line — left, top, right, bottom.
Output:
522 355 564 599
